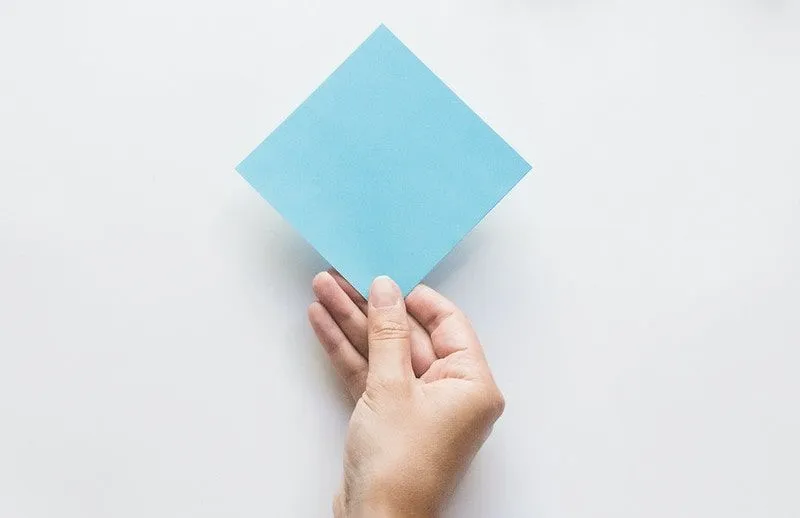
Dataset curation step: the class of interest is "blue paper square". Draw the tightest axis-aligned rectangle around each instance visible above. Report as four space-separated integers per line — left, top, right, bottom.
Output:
237 24 531 297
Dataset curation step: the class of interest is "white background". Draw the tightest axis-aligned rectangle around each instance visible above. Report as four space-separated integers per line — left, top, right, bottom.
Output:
1 1 799 517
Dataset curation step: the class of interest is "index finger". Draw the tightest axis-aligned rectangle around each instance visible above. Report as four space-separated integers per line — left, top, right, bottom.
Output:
405 284 485 359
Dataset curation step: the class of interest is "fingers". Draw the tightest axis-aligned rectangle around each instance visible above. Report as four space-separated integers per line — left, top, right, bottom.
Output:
408 323 438 375
327 269 437 375
308 301 367 399
313 271 368 356
405 283 459 332
409 286 499 391
367 276 413 384
328 269 368 313
406 284 485 359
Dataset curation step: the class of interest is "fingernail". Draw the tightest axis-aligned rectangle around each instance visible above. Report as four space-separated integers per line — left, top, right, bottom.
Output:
370 276 400 308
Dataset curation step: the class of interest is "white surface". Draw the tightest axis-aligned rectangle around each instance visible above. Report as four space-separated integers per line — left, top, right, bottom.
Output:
1 1 799 516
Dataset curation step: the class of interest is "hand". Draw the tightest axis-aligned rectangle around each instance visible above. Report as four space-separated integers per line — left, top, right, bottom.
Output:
309 272 505 517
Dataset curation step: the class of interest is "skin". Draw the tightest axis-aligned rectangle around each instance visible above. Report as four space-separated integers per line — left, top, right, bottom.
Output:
308 271 505 517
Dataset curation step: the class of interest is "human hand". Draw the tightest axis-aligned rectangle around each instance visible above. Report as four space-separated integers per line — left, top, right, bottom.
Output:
309 272 505 518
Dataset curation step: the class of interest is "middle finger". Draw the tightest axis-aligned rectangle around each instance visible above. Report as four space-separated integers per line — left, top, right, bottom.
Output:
313 271 368 356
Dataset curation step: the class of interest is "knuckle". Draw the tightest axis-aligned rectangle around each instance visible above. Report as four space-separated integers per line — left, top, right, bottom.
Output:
345 307 362 324
491 389 506 418
333 304 359 324
479 386 506 421
369 319 410 342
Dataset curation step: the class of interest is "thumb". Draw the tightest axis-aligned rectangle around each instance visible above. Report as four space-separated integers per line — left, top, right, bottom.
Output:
367 276 413 384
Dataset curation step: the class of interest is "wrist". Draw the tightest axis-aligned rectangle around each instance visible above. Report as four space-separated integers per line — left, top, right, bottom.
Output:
350 502 437 518
354 501 418 518
338 487 438 518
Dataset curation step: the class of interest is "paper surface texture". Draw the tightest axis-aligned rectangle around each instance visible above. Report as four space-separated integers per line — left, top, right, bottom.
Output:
237 24 531 296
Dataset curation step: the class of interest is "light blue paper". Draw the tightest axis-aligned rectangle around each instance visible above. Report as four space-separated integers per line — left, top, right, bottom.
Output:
237 24 531 297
